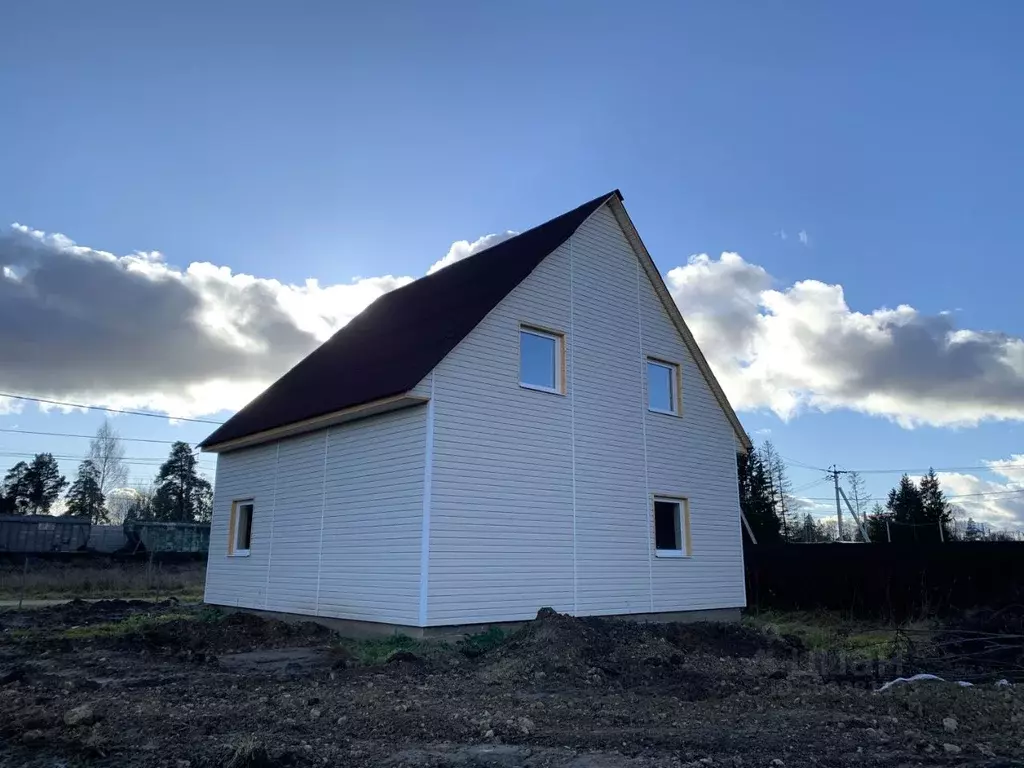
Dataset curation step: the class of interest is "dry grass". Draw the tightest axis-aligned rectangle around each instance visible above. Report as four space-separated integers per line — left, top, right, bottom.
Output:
0 560 206 600
745 609 930 659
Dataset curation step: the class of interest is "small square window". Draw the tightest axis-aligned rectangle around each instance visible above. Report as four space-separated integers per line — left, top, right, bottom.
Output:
520 326 564 393
231 501 254 556
654 498 690 556
647 359 680 415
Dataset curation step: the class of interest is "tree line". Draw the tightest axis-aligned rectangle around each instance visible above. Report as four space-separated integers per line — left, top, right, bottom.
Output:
0 421 212 524
738 442 1005 543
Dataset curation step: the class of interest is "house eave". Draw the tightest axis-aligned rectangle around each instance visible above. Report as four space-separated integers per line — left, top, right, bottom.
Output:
201 393 430 454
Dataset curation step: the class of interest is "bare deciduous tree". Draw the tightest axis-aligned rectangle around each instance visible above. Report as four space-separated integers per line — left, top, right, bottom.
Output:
846 470 871 540
87 420 128 497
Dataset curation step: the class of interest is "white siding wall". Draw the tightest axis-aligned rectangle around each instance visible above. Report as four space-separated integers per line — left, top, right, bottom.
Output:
205 442 278 608
572 210 653 616
426 204 744 625
427 243 575 625
634 241 747 613
204 406 425 625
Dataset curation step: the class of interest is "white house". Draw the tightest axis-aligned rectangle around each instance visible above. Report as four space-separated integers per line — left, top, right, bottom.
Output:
200 191 752 635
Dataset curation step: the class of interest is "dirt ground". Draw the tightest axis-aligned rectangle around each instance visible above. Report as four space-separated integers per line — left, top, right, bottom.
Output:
1 601 1022 767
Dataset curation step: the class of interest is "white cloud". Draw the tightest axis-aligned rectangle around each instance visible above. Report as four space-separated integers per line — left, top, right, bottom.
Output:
0 397 23 416
937 454 1024 528
798 230 810 246
775 229 788 241
790 496 833 515
0 222 523 419
667 252 1024 427
0 224 514 418
985 457 1024 486
426 231 516 274
6 223 1024 433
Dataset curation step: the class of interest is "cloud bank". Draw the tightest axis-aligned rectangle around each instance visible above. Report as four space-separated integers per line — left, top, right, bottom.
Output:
668 253 1024 427
3 226 1024 432
938 456 1024 529
0 224 508 416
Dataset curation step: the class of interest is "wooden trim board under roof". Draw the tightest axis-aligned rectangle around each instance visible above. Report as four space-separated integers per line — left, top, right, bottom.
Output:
202 394 429 453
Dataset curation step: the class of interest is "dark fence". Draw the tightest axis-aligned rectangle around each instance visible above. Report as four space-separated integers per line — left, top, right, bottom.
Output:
745 541 1024 619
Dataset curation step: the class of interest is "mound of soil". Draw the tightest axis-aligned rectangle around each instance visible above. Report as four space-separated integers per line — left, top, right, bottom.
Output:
477 610 785 698
655 618 799 657
131 611 336 656
6 598 181 630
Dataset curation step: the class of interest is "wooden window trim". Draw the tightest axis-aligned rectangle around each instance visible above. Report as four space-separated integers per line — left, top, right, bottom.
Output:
653 495 691 557
228 499 254 557
519 323 567 395
647 357 682 416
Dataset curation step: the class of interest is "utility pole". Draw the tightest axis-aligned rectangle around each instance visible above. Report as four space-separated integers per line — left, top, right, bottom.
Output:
830 465 845 542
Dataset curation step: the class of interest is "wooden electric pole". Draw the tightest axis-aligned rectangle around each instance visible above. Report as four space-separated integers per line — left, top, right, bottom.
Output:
830 465 844 541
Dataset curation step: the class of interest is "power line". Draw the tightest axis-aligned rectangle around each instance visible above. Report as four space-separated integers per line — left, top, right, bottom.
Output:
0 451 213 466
791 478 829 494
853 465 1024 475
779 454 828 472
935 488 1024 500
0 393 225 425
0 427 186 445
781 455 1024 476
799 488 1024 502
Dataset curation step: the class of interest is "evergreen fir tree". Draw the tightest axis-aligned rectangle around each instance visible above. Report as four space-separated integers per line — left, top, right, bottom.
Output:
0 461 32 514
65 460 107 523
737 448 782 543
918 468 953 542
886 474 925 543
866 502 890 542
152 442 213 522
801 513 816 542
22 453 68 514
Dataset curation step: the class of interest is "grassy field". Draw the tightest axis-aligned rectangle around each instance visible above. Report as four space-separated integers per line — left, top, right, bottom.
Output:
744 608 928 659
0 559 205 600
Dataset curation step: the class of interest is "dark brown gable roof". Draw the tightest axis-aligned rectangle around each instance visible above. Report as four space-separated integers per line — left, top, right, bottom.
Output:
200 191 620 449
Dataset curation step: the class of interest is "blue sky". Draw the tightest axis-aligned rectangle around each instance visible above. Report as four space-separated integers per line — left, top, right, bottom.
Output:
2 1 1023 525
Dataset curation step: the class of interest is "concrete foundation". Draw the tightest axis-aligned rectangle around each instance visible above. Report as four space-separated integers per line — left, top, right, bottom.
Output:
213 605 742 641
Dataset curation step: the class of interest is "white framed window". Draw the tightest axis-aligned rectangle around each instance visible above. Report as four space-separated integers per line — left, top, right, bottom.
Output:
229 500 254 557
647 359 680 415
653 496 691 557
519 325 565 394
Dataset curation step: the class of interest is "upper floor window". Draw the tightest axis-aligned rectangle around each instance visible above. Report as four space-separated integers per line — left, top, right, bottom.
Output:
647 359 680 415
520 325 564 394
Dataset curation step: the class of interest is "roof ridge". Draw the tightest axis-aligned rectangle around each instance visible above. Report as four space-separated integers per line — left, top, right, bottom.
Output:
453 189 620 266
384 190 620 297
